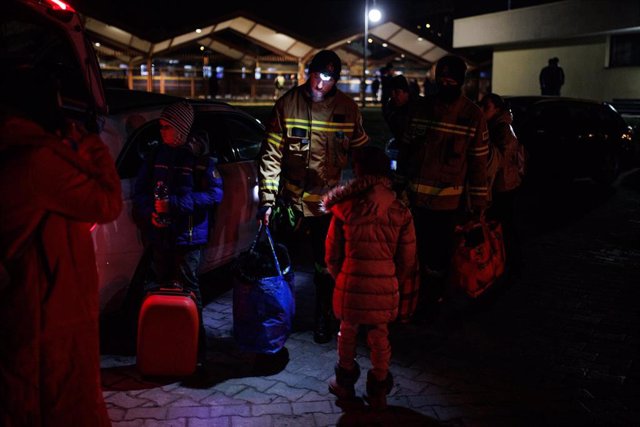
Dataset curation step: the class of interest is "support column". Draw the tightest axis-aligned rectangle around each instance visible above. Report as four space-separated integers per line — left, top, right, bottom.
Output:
146 57 153 92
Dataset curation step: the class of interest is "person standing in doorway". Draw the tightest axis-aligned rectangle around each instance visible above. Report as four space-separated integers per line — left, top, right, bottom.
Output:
257 50 369 344
539 57 565 96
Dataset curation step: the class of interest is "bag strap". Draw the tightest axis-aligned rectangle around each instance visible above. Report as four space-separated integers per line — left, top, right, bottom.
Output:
250 223 283 276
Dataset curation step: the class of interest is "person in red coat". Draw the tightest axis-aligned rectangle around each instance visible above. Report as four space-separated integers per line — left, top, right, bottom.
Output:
0 68 122 426
323 146 419 410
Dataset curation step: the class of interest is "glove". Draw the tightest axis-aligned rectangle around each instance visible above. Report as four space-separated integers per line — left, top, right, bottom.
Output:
256 205 272 225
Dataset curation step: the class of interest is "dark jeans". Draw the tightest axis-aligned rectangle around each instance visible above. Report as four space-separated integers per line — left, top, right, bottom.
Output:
411 207 458 304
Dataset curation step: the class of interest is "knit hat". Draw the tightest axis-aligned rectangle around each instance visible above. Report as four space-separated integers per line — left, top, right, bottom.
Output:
435 55 467 86
309 50 342 81
390 75 409 92
160 101 194 144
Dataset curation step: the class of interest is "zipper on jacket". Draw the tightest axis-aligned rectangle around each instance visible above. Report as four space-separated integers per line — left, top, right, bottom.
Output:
188 215 193 243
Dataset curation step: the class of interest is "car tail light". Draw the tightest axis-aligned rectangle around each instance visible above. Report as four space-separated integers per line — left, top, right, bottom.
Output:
45 0 76 12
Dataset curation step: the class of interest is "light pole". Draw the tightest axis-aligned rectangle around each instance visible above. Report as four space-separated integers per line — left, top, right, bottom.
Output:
361 0 381 108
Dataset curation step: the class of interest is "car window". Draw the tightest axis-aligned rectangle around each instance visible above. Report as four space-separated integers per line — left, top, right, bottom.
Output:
116 122 162 179
193 113 262 163
117 110 263 179
1 2 92 111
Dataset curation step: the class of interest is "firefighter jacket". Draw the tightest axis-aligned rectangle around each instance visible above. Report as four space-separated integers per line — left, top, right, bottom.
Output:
489 110 523 192
396 94 489 211
258 84 369 217
323 176 419 324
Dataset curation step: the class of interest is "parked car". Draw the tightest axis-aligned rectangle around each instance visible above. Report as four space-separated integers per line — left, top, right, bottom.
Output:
3 0 262 314
97 89 262 313
385 96 636 186
505 96 636 185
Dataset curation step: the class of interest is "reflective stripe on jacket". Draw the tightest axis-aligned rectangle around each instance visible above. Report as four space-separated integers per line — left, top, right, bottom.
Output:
258 84 368 216
396 95 489 211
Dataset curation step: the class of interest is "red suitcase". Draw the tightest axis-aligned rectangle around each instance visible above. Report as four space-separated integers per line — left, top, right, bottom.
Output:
137 288 199 377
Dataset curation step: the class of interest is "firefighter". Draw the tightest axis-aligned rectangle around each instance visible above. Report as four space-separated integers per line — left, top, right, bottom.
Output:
395 55 489 322
257 50 369 343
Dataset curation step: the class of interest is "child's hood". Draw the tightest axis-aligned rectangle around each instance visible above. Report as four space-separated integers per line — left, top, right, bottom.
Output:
322 175 395 224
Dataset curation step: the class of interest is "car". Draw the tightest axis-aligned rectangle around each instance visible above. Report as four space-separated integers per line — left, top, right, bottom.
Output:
3 0 262 314
97 89 263 313
505 96 636 186
385 96 636 186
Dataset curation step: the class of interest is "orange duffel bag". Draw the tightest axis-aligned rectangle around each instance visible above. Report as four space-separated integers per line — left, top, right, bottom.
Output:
449 218 505 298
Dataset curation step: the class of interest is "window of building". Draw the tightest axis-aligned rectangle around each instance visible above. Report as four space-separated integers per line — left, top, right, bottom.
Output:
609 33 640 67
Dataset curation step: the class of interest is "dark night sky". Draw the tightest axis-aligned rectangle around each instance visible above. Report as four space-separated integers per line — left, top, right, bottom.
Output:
69 0 559 48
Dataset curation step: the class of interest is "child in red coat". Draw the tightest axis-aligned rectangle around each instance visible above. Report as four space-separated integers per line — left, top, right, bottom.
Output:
322 146 419 410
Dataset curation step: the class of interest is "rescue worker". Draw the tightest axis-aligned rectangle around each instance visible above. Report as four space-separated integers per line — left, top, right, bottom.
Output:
257 49 369 343
395 55 489 322
383 74 416 142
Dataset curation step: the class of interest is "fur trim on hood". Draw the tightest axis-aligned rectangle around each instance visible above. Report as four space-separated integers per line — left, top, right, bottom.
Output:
322 175 395 224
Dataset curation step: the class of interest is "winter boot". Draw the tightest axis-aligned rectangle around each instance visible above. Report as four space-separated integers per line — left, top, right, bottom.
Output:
313 273 335 343
364 370 393 410
328 361 360 400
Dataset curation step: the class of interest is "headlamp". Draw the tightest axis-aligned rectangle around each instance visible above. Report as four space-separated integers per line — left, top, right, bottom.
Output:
319 72 332 82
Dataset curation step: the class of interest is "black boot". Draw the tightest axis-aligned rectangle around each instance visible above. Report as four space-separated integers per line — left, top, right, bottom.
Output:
364 370 393 410
328 361 360 400
313 273 335 343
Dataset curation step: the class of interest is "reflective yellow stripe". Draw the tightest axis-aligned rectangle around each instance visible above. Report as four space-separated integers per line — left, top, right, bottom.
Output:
302 192 324 202
468 186 488 196
469 146 490 156
267 134 283 147
260 179 279 190
413 118 476 137
409 183 464 196
285 118 353 131
284 181 303 194
350 134 368 147
413 118 475 133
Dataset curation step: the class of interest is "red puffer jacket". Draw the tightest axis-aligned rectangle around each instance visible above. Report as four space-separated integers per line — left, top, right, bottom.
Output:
323 176 419 325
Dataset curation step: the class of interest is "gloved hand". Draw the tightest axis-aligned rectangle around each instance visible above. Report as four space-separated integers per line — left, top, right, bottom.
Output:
256 205 272 225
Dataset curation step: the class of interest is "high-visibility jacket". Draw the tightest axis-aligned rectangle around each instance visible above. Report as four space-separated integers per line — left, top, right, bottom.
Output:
258 84 368 216
396 94 489 211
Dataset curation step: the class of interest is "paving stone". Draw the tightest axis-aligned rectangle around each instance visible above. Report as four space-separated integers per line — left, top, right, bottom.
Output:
106 393 153 409
234 386 280 404
209 404 251 417
272 414 316 427
167 406 210 419
124 407 169 420
291 400 333 415
187 417 230 427
251 402 293 416
229 415 274 427
267 382 311 401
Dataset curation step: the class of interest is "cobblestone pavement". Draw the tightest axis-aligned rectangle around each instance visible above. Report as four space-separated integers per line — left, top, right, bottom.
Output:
101 172 640 426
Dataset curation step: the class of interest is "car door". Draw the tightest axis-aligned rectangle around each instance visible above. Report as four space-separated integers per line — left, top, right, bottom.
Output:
191 110 261 271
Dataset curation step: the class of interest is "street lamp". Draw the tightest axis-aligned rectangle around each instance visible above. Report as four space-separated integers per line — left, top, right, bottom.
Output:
362 0 381 108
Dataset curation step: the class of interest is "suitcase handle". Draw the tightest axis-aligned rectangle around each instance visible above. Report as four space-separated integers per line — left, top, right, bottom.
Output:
146 288 196 299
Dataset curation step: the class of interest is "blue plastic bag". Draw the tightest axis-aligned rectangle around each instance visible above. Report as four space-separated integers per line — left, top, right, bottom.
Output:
233 225 295 354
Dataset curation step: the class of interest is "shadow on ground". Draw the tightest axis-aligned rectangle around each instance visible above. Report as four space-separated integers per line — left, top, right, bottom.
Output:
335 398 440 426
